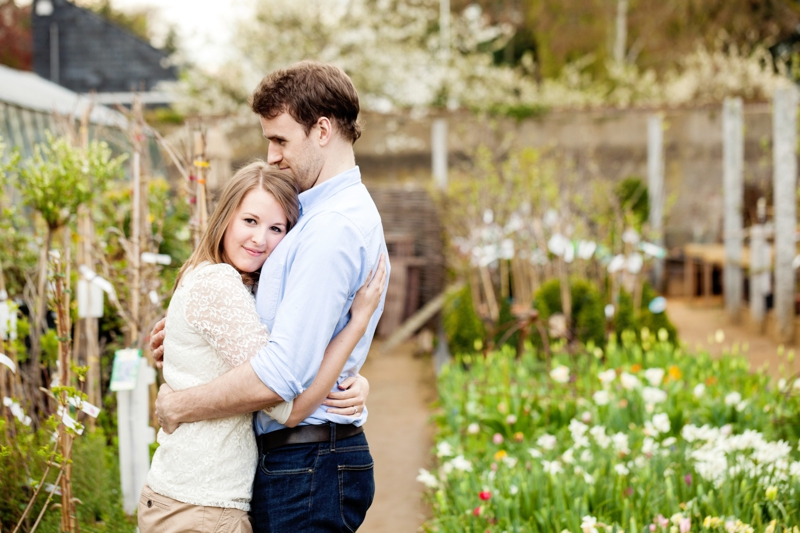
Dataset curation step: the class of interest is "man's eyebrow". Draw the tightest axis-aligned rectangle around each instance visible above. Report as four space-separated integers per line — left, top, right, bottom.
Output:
264 134 287 142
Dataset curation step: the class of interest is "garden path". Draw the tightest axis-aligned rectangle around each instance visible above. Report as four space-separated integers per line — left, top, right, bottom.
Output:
668 298 792 378
358 340 436 533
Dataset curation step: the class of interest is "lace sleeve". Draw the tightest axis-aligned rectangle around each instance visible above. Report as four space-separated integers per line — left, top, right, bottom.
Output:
185 264 269 368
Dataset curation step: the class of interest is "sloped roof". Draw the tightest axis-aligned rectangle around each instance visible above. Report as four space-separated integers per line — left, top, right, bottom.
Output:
0 64 126 127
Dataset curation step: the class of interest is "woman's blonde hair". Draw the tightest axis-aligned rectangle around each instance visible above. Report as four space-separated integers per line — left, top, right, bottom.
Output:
175 160 299 289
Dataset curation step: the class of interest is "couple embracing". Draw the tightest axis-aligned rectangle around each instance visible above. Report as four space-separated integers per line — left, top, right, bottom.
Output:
139 61 390 533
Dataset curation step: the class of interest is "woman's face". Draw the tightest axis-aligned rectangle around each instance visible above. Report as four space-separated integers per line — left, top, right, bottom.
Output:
223 188 288 273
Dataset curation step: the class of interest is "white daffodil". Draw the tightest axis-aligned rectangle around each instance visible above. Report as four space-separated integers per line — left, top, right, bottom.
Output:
598 369 616 385
416 468 439 488
652 413 671 434
641 387 668 405
542 459 564 475
550 365 570 384
436 441 454 457
581 515 599 533
537 433 557 450
593 390 611 406
725 392 742 406
644 367 665 387
620 372 640 390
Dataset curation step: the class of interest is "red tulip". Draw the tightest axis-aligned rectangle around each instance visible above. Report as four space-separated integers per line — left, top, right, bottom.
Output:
479 491 492 501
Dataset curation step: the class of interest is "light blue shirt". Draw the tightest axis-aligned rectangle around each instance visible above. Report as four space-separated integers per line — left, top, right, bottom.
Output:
250 166 389 435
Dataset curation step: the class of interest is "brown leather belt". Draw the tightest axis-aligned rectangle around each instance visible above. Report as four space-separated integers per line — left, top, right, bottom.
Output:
258 423 364 453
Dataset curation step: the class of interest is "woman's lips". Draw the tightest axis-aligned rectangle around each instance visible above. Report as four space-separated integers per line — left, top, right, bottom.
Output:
244 247 263 257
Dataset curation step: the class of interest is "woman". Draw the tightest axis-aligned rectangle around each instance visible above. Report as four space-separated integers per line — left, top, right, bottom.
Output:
139 160 385 532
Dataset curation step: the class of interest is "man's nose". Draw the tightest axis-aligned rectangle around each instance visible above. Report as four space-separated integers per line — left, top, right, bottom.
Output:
267 144 281 166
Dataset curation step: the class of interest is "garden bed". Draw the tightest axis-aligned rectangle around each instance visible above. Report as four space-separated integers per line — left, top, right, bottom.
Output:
421 329 800 532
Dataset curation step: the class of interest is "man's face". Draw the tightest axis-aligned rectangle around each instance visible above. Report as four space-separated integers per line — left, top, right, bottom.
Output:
260 113 324 192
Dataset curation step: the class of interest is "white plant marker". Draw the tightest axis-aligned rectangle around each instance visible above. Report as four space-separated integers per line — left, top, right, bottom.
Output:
432 118 448 190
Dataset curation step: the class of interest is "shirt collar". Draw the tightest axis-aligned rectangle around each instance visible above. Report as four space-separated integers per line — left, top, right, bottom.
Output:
298 166 361 217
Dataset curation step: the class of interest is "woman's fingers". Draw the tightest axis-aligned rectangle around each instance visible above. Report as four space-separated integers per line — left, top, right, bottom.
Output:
325 406 363 416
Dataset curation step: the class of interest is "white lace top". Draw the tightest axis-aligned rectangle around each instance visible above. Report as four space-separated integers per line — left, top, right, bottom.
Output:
147 262 293 511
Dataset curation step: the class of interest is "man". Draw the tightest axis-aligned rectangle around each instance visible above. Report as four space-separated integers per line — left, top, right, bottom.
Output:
152 61 389 532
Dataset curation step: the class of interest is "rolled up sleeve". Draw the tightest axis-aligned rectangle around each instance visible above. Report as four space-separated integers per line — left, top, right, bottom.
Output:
249 212 365 401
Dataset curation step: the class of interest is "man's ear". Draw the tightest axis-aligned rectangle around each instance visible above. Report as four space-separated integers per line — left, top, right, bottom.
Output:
317 117 333 147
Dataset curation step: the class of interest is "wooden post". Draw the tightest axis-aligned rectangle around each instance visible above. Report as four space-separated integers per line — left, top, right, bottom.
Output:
773 86 798 343
723 98 744 322
684 255 695 300
749 223 769 330
117 357 156 515
193 131 209 242
130 151 141 345
647 114 665 291
432 118 448 190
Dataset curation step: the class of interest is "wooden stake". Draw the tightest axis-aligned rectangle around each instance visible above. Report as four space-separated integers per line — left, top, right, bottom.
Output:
722 98 744 322
773 86 798 343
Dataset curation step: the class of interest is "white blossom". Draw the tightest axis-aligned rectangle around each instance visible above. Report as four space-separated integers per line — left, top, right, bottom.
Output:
642 387 668 405
598 369 616 385
537 434 557 450
593 390 611 406
614 463 630 475
550 365 570 384
436 441 454 457
644 368 665 387
725 392 742 406
620 372 640 390
416 468 439 488
542 459 564 475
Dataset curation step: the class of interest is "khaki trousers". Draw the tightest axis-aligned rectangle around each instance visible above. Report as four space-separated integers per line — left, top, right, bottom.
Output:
138 484 253 533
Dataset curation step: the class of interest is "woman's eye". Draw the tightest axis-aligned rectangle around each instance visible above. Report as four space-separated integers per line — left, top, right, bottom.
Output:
270 226 283 233
244 218 256 224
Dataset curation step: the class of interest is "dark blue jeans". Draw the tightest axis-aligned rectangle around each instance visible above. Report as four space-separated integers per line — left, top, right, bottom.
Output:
250 427 375 533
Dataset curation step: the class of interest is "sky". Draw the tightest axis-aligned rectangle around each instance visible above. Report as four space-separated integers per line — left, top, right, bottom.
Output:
19 0 255 69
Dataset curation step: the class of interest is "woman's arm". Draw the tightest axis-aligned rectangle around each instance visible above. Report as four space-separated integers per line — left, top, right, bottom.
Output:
283 255 386 427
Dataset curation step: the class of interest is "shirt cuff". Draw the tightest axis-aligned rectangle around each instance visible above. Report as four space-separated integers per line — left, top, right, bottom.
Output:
249 346 304 402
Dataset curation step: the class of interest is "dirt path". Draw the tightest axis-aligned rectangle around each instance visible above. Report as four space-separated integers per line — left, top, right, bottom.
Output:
358 341 437 533
668 298 795 378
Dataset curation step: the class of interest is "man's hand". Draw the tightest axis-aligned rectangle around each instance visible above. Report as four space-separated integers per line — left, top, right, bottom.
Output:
155 383 180 434
149 317 167 369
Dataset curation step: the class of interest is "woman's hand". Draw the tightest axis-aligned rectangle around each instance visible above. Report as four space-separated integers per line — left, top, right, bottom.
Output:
350 254 387 327
323 374 370 417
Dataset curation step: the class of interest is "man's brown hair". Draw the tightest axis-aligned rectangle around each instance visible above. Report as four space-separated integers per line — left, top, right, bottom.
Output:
250 61 361 144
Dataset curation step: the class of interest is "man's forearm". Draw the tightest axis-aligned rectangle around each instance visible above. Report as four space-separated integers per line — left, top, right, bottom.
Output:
168 363 284 424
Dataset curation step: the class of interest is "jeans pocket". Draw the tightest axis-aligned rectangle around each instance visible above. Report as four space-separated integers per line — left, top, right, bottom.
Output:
338 461 375 533
259 444 317 476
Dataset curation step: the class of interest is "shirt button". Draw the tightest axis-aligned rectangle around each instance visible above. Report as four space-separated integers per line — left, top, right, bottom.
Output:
147 500 153 508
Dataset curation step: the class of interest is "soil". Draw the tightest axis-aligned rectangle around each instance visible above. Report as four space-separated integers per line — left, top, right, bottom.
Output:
358 341 437 533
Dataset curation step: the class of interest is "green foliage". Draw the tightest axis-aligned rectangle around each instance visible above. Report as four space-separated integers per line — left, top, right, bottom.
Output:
443 284 486 355
534 278 606 347
39 328 60 366
0 137 36 295
1 414 133 531
425 338 800 532
17 132 126 230
615 177 649 229
614 283 678 345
